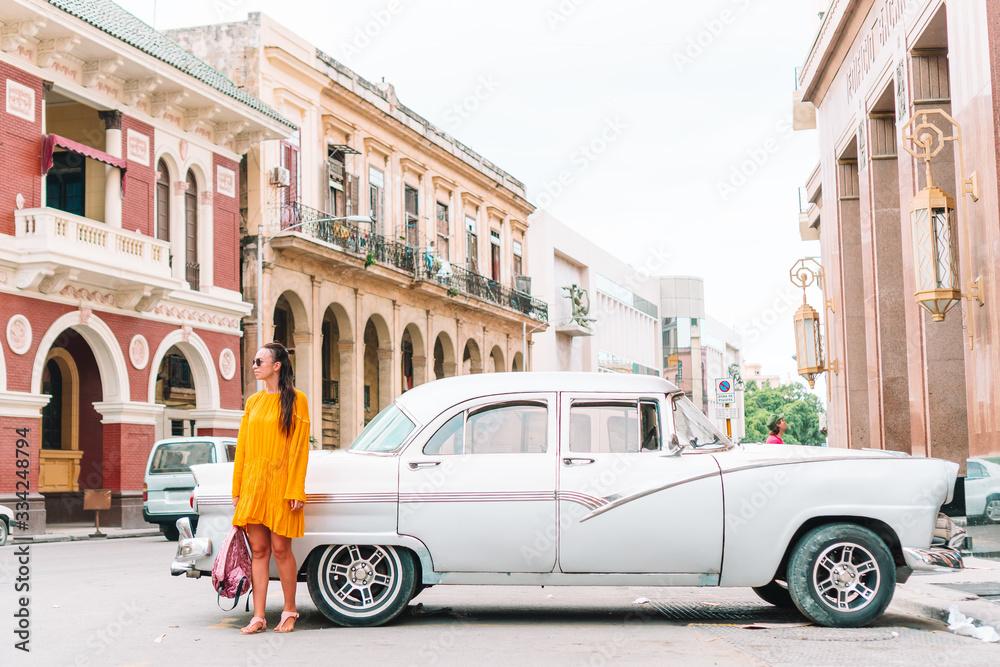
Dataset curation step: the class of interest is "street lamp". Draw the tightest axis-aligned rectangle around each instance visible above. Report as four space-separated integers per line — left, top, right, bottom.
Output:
900 110 984 348
789 258 837 390
256 214 372 352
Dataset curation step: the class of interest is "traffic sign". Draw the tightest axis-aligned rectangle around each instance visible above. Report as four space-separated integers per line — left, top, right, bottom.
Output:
716 406 739 420
715 378 734 400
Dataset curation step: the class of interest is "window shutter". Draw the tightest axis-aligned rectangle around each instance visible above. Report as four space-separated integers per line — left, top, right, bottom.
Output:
348 174 360 216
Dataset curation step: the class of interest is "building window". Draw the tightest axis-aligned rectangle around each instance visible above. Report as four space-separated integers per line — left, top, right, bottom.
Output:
156 158 170 241
490 230 501 282
280 139 300 210
465 215 478 273
512 240 522 277
327 147 345 217
185 170 199 291
404 185 419 245
46 152 85 217
369 166 384 234
41 359 63 450
436 202 449 260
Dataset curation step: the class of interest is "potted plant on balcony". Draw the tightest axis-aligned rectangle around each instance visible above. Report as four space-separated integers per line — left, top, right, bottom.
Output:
365 253 376 268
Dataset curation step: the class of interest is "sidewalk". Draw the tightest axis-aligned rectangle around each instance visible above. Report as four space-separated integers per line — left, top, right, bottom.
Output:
891 555 1000 632
13 522 163 544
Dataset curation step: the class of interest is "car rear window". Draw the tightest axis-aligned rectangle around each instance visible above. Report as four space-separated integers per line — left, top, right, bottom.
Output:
149 442 217 474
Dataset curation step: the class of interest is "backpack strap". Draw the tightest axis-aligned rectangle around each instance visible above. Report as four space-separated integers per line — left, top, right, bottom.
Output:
216 577 252 612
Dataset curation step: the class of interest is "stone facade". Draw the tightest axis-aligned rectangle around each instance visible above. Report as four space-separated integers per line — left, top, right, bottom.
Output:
797 0 1000 463
170 13 546 449
0 0 293 531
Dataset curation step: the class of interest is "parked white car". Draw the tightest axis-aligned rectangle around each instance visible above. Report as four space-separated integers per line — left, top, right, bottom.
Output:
965 457 1000 523
0 504 11 546
172 373 963 628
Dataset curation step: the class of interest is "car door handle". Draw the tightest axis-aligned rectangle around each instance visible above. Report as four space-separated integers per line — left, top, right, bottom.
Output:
562 457 595 466
408 461 441 470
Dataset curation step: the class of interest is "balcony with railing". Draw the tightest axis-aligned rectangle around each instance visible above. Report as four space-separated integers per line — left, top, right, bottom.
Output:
271 202 548 322
12 207 180 300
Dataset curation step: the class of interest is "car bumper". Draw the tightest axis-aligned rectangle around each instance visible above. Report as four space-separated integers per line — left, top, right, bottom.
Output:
902 547 964 572
170 518 213 578
143 508 197 526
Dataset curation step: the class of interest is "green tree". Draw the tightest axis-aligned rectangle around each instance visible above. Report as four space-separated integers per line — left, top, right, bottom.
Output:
740 381 825 446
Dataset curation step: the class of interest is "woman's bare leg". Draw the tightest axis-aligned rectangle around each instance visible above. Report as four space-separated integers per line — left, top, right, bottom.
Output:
243 524 272 631
271 532 298 630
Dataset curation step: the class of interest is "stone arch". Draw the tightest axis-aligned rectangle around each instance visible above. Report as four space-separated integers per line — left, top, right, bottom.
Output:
462 338 482 375
401 322 426 390
146 329 220 410
154 149 180 183
512 351 524 372
31 311 129 404
363 313 393 422
489 345 505 373
273 289 310 347
433 331 456 379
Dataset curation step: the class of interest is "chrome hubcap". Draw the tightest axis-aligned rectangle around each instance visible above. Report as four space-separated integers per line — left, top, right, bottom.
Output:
812 542 880 613
986 500 1000 522
323 545 397 611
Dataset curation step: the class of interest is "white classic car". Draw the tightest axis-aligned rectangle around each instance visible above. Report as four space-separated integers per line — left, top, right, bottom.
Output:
171 373 964 628
966 457 1000 524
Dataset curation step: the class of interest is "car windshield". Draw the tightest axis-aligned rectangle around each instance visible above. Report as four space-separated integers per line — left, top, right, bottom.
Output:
349 404 416 453
670 394 733 451
149 441 216 473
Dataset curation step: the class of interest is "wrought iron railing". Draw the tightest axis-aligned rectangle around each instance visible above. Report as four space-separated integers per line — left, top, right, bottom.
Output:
414 259 548 322
322 379 339 405
273 202 547 322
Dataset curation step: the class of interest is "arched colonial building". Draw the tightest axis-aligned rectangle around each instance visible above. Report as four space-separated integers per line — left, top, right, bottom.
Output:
171 14 549 448
0 0 294 532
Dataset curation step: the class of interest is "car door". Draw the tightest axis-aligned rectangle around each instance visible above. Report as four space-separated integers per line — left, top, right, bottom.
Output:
557 392 723 574
398 393 557 573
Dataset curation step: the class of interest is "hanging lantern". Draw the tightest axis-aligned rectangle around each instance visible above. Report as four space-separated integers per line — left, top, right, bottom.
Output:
793 301 825 389
909 184 960 322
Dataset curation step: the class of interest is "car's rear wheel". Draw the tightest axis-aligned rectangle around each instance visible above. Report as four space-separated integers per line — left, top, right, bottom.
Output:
752 579 795 609
0 519 8 547
984 497 1000 524
787 523 895 628
307 544 417 627
162 523 180 541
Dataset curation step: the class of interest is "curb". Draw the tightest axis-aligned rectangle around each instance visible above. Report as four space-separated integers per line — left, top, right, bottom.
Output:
891 583 1000 632
12 529 163 545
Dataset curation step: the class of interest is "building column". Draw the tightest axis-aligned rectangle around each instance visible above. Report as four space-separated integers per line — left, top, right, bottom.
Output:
377 348 394 413
93 402 162 528
311 277 323 445
837 158 870 449
98 110 123 229
338 341 358 445
0 392 50 535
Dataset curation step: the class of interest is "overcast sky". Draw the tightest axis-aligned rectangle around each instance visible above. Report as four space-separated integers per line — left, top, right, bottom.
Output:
118 0 824 387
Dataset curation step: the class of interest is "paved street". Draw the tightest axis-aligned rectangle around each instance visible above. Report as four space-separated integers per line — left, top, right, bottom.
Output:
2 537 1000 666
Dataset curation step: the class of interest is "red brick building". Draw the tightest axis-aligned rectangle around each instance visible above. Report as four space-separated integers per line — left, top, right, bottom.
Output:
0 0 293 531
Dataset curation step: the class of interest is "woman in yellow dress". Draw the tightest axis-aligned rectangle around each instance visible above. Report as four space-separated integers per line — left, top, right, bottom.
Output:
231 341 310 634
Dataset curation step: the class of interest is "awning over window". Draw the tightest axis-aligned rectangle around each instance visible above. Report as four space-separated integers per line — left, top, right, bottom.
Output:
42 134 127 194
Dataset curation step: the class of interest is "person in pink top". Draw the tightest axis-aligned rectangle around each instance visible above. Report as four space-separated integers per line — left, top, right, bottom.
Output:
765 413 787 444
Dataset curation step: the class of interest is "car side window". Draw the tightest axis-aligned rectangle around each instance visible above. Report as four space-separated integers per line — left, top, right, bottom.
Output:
967 462 984 479
569 402 641 453
425 402 548 455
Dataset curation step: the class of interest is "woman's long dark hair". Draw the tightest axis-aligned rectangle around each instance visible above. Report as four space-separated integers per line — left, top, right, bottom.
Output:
264 342 295 436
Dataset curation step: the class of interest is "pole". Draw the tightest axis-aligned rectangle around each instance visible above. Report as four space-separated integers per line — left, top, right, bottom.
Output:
256 231 263 353
725 403 732 438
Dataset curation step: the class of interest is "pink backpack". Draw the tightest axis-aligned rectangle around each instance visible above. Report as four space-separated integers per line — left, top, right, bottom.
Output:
211 526 252 610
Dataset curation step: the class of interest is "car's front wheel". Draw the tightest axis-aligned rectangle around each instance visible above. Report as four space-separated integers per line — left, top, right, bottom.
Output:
307 544 417 627
984 496 1000 524
0 519 8 547
787 523 895 628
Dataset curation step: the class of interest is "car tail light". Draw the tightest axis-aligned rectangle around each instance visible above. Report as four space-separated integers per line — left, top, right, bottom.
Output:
143 483 147 502
190 492 195 509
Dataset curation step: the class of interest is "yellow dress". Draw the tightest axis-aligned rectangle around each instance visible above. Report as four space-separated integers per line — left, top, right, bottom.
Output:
232 389 310 538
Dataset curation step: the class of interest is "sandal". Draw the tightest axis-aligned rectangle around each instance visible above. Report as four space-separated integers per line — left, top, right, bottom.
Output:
275 610 299 633
240 616 267 634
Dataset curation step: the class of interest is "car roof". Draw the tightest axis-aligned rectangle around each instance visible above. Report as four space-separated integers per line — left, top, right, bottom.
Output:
153 437 236 445
395 372 678 425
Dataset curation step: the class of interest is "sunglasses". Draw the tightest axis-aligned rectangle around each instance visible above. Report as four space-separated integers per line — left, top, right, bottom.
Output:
252 358 268 367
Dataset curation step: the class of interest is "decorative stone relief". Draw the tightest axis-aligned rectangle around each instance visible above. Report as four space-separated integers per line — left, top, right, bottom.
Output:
79 306 92 326
6 314 31 354
181 325 192 342
129 334 149 370
218 348 236 381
